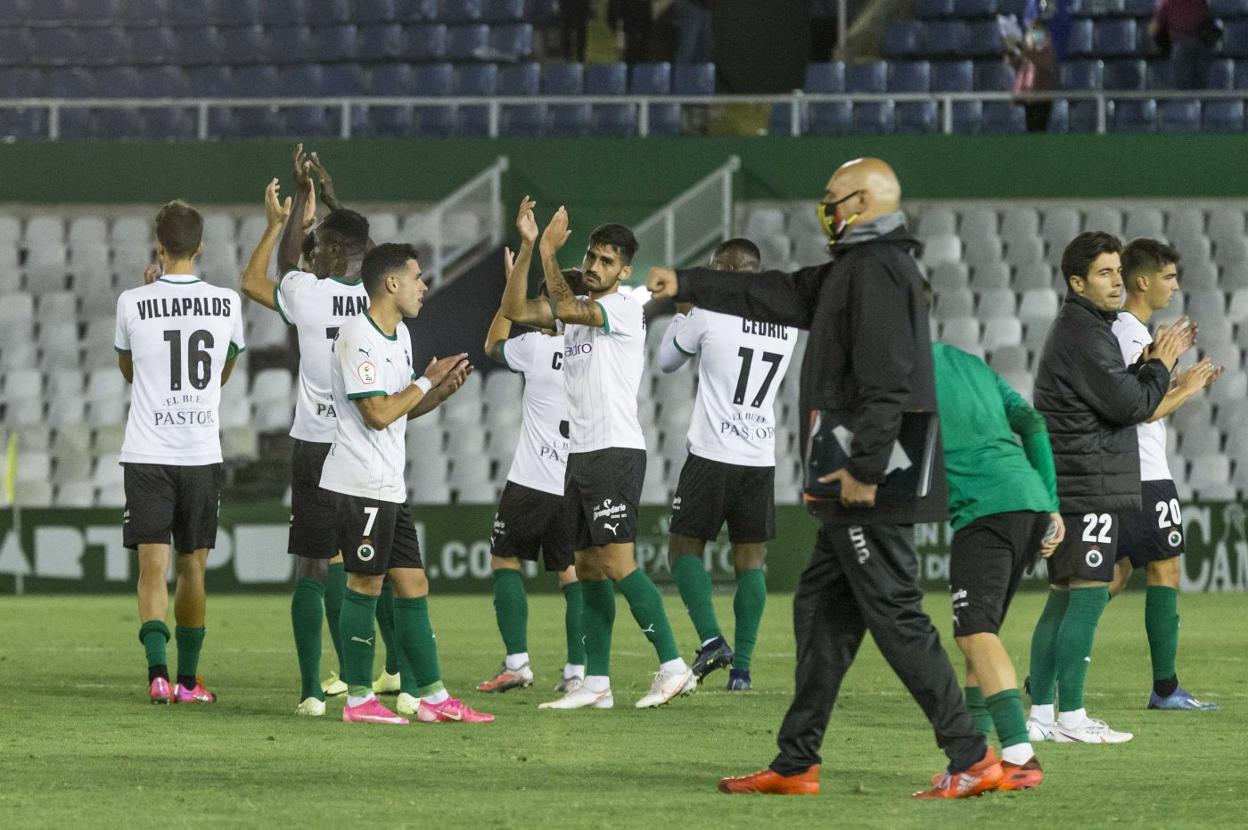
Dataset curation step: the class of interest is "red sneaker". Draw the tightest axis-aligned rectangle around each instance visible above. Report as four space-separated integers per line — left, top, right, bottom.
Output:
718 766 820 795
173 678 217 704
148 677 172 704
996 757 1043 791
914 747 1003 799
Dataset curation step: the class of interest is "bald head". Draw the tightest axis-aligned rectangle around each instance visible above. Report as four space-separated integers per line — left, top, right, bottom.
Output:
823 157 902 223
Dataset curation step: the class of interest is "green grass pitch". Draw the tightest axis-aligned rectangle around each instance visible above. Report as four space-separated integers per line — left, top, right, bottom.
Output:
2 590 1245 828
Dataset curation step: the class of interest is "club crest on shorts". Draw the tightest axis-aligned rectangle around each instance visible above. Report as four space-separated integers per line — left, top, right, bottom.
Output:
1168 530 1182 548
1085 548 1103 568
357 540 376 562
357 361 376 384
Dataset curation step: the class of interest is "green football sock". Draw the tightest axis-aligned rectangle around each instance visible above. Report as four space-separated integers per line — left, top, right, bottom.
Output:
377 581 400 676
562 581 586 666
324 562 347 676
291 578 326 701
340 589 378 696
492 569 528 655
139 620 170 669
1055 586 1110 712
673 555 721 644
986 688 1030 750
1028 589 1070 706
174 625 205 681
618 569 680 663
1145 585 1179 682
732 568 766 672
394 596 444 697
964 686 994 738
581 579 616 677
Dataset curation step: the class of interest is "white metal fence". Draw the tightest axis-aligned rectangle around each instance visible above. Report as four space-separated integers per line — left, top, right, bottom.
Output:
631 155 740 278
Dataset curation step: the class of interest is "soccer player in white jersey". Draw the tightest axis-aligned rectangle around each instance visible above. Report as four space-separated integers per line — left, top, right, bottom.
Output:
1109 238 1222 711
478 200 586 694
115 200 245 704
656 238 796 691
321 242 493 725
503 205 694 710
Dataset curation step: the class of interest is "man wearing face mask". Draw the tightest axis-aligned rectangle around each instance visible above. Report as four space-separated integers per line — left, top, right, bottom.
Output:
648 158 1000 799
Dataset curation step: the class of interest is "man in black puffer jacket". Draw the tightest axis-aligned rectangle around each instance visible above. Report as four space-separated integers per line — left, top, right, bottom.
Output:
1025 231 1190 746
648 158 1000 800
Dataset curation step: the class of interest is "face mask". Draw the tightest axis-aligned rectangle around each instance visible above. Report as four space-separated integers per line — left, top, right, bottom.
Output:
817 191 863 244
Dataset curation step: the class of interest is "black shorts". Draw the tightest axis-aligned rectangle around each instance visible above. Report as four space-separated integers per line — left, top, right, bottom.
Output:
1047 511 1120 584
949 511 1049 637
122 463 223 553
491 481 575 571
669 453 776 544
564 448 645 549
1118 480 1185 568
287 440 339 559
332 493 424 576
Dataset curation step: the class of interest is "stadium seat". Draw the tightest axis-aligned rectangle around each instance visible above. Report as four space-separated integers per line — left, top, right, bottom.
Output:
915 0 954 17
852 100 895 134
452 63 497 135
1104 60 1146 91
1158 99 1201 132
888 62 930 93
882 23 922 59
846 61 888 93
489 23 534 59
498 63 543 136
1124 207 1165 239
1094 19 1137 57
896 101 938 133
918 208 957 238
407 63 454 137
482 0 526 20
1202 99 1244 132
1225 22 1248 58
445 24 488 60
982 101 1025 132
1067 99 1102 132
586 62 634 136
804 62 844 92
975 61 1015 91
630 63 680 136
964 21 1006 58
266 25 313 65
1060 60 1103 90
1067 20 1094 57
315 25 358 62
356 23 402 58
933 61 974 92
259 0 305 24
1145 61 1174 91
542 62 589 136
924 21 969 56
440 0 483 21
674 63 716 94
322 64 369 96
405 24 448 60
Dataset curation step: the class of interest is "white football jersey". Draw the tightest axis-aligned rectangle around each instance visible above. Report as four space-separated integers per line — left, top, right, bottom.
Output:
114 275 245 466
319 313 414 504
665 309 796 466
1112 311 1172 482
274 270 370 443
500 332 570 495
559 291 647 453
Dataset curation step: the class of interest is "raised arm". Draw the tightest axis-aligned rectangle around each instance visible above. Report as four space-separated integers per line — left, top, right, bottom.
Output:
354 353 469 430
277 144 313 275
648 263 823 329
485 247 518 365
499 197 555 329
308 150 340 211
240 178 291 311
542 206 604 327
656 312 696 373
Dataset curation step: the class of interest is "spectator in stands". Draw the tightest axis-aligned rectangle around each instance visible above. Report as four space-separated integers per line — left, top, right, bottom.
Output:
1007 17 1058 133
1151 0 1219 90
676 0 714 64
610 0 654 63
562 0 592 62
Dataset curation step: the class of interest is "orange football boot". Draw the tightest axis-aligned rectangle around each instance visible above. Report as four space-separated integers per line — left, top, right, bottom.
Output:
719 765 820 795
914 747 1003 799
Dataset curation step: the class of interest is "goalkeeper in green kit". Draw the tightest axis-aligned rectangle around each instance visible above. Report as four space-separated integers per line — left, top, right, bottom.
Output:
931 342 1064 792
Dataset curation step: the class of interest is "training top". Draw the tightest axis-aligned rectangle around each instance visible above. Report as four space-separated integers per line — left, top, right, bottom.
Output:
319 313 414 504
657 308 796 467
932 343 1059 531
114 275 245 466
274 270 370 444
500 331 570 496
1111 312 1172 482
558 291 647 454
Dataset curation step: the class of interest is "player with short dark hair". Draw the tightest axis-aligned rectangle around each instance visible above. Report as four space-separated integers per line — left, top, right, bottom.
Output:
504 207 694 710
1109 237 1221 711
1026 231 1192 743
656 237 796 691
117 199 245 704
322 243 491 724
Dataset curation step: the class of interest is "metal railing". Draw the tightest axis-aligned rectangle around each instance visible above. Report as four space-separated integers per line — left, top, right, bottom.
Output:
631 155 740 278
0 89 1238 139
422 155 509 291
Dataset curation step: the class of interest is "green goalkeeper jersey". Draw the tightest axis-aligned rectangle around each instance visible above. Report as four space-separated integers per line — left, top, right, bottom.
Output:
932 343 1059 531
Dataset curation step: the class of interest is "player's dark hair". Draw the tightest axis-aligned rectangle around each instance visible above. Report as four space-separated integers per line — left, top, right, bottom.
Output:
1060 231 1123 288
711 237 762 271
319 208 370 249
154 200 203 258
361 242 420 298
538 268 588 298
587 223 639 264
1121 238 1180 285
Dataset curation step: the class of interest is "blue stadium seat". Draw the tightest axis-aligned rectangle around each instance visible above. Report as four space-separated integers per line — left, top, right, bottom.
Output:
232 65 279 97
322 64 369 95
137 67 186 98
1068 99 1102 132
1202 99 1245 131
0 68 41 97
543 62 589 136
145 108 197 140
217 0 261 25
1067 20 1094 57
140 28 180 66
29 29 85 67
933 61 973 92
0 108 47 140
91 107 146 139
953 0 998 14
888 61 930 93
1110 98 1156 132
267 25 312 64
498 63 543 136
964 21 1005 58
81 28 132 67
439 0 483 22
1146 61 1174 90
1210 0 1248 16
982 100 1025 133
895 101 938 133
914 0 953 17
768 104 798 136
453 63 497 135
232 105 281 137
355 0 397 24
846 61 887 93
1235 59 1248 87
498 63 539 93
0 0 28 26
260 0 305 25
1206 59 1234 89
322 0 353 23
445 24 488 60
1122 0 1156 13
25 0 74 23
629 62 671 94
57 108 93 140
585 63 632 136
406 0 440 20
489 23 534 59
170 0 212 25
1157 99 1201 132
482 0 526 21
405 24 448 60
187 66 232 96
176 27 224 67
282 105 342 138
974 60 1014 90
46 68 95 97
586 62 626 94
359 24 404 59
804 62 844 92
365 65 414 135
882 23 922 59
924 21 969 57
278 65 322 96
315 25 358 62
372 63 412 94
1103 59 1145 90
808 100 852 135
526 0 559 19
1060 60 1103 89
411 62 454 137
117 0 168 24
1045 99 1069 132
219 25 266 66
0 29 30 68
94 68 143 98
674 63 716 94
1094 20 1137 57
852 100 895 134
1134 23 1159 59
1225 22 1248 58
365 103 413 137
